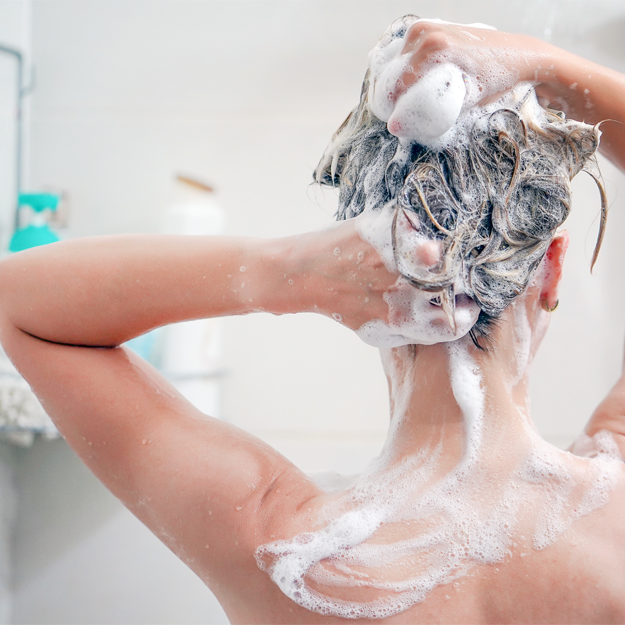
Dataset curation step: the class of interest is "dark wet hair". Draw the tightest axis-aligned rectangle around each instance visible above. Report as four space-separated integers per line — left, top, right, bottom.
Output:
314 19 606 348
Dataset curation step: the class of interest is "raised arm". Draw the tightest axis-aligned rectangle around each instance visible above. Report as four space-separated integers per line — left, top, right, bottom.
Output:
531 45 625 170
0 234 306 347
0 223 396 608
394 21 625 171
0 226 393 347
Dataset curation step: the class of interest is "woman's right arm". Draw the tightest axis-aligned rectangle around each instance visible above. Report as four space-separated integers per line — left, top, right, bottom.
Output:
531 45 625 170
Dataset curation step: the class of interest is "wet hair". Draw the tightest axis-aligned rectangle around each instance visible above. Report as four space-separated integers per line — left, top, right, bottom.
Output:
314 34 606 348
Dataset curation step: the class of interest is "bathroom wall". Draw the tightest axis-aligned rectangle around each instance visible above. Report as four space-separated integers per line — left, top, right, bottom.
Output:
0 443 15 625
0 1 30 621
6 0 625 623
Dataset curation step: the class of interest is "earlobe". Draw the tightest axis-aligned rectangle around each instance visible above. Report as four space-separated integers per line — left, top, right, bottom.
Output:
540 232 569 311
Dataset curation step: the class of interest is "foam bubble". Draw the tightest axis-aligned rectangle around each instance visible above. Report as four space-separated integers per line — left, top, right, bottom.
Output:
510 299 532 388
387 64 466 145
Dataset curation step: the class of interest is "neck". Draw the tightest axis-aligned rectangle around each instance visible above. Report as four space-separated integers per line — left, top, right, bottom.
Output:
378 303 541 471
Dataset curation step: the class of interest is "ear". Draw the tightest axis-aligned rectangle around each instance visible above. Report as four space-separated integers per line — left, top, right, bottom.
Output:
540 231 569 310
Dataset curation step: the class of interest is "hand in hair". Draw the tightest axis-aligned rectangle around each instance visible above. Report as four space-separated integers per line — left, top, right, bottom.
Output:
391 19 538 107
282 219 399 331
392 18 625 171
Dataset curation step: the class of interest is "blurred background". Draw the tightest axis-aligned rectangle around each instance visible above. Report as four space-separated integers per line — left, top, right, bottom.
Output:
0 0 624 622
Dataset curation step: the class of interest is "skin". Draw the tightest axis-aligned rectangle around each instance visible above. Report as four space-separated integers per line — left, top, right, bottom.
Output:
2 23 625 625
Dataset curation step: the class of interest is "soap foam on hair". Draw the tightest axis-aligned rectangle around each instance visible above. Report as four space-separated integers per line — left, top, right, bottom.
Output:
354 204 481 347
367 17 534 149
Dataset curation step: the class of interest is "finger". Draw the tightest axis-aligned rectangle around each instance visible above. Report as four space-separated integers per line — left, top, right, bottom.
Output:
392 25 455 103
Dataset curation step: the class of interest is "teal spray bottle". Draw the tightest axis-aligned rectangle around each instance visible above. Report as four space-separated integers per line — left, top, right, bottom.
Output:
9 192 60 252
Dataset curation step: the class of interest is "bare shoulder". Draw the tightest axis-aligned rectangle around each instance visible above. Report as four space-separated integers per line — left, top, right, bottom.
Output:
519 463 625 623
0 319 324 606
572 464 625 588
457 459 625 624
542 461 625 618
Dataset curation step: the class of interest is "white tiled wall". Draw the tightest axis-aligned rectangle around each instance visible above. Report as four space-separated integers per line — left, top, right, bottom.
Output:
4 1 625 623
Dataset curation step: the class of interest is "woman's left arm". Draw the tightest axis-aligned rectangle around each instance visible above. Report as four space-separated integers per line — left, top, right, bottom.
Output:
0 225 393 347
0 234 315 590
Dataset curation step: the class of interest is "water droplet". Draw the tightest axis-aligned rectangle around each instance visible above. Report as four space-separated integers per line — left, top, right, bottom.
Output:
334 247 341 256
142 439 147 445
236 505 243 511
288 279 294 285
332 313 343 322
239 266 246 273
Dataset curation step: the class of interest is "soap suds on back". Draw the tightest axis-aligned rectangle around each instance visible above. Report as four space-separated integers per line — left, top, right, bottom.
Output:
256 340 622 618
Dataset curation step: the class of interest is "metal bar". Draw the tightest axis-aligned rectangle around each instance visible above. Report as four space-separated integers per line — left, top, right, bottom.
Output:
0 44 24 232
